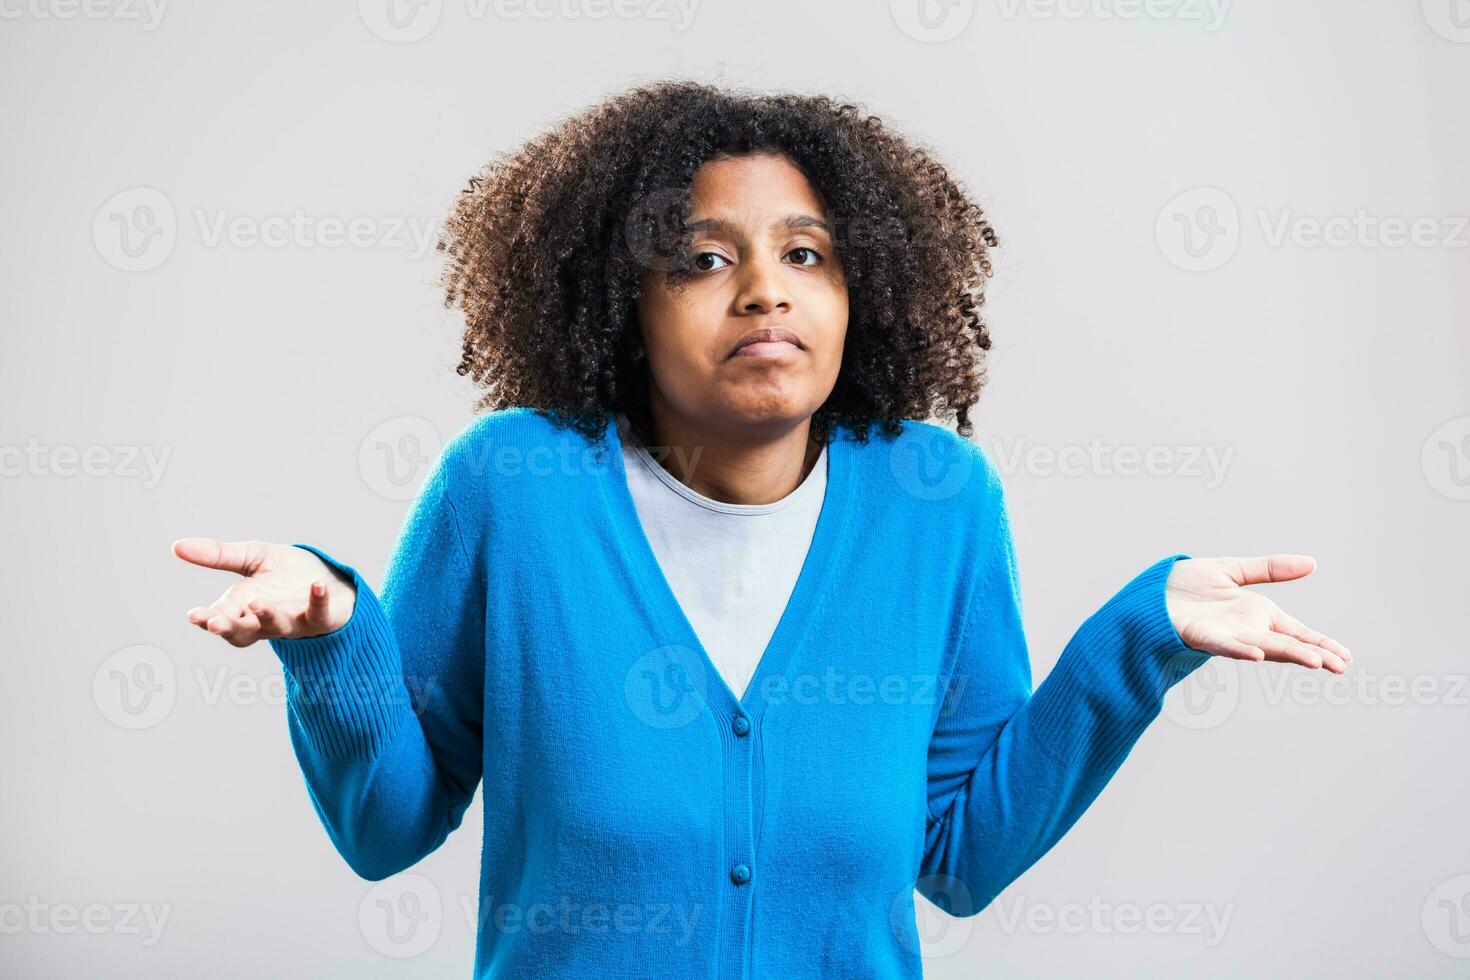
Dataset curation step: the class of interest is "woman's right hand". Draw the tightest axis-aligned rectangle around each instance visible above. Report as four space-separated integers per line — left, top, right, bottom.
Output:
172 537 358 647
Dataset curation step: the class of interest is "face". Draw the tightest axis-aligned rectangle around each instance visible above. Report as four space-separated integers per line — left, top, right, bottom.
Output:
635 152 848 441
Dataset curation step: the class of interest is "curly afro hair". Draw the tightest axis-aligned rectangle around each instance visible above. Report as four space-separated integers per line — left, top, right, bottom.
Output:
435 78 999 450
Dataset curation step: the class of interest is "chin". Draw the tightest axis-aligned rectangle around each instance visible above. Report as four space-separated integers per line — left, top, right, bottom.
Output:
718 392 819 432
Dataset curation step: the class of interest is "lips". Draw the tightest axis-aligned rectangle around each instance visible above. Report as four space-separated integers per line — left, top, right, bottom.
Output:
729 327 804 359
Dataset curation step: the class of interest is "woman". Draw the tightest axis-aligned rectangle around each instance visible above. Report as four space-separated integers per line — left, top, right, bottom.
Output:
172 80 1350 978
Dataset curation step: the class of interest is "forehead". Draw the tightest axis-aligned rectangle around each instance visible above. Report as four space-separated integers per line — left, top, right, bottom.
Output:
687 152 827 221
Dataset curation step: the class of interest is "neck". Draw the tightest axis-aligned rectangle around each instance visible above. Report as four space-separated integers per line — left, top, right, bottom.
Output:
642 398 821 506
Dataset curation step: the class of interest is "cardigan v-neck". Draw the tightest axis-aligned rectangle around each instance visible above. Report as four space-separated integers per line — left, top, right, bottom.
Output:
270 407 1210 979
602 413 852 719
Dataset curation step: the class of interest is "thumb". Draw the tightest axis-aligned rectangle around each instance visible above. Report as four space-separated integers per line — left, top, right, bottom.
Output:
171 537 261 576
1229 554 1317 587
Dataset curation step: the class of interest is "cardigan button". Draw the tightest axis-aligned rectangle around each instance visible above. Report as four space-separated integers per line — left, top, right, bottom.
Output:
732 715 750 737
730 863 751 885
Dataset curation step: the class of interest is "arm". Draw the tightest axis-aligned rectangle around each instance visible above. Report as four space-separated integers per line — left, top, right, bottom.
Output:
267 449 485 881
918 477 1209 915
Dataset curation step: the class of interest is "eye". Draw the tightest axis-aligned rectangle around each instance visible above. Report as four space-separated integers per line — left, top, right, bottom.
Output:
692 251 730 272
787 246 823 266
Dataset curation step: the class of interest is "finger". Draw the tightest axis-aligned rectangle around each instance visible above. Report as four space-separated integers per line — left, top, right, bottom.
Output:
201 604 236 635
172 537 261 576
1201 635 1266 662
190 583 254 628
226 606 263 648
302 581 332 633
1228 554 1316 587
1283 641 1347 674
205 602 260 648
202 610 233 642
247 598 289 638
1239 630 1346 673
1251 616 1351 673
1272 609 1352 662
1180 621 1266 661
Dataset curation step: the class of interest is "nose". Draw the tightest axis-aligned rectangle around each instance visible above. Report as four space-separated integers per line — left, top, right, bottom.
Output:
734 251 792 315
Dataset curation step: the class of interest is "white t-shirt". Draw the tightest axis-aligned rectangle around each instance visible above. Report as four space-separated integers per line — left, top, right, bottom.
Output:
616 414 827 700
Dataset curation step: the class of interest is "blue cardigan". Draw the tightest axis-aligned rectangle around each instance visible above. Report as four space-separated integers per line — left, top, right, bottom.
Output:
269 407 1209 978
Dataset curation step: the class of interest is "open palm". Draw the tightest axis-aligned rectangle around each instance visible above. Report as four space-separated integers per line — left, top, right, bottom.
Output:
172 537 357 648
1165 555 1352 673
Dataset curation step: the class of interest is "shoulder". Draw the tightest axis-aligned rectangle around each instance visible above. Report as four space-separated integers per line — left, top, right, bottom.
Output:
438 407 612 498
840 418 1004 515
442 407 603 467
445 406 569 449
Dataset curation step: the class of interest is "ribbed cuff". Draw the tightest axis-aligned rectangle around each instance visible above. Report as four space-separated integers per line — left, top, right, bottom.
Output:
267 544 415 760
1028 553 1211 772
1088 552 1211 693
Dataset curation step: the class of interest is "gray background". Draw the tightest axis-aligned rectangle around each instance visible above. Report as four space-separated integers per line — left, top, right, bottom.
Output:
3 0 1468 976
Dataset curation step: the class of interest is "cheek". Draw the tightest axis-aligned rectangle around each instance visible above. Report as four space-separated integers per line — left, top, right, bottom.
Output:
641 291 701 360
640 302 721 400
816 303 849 376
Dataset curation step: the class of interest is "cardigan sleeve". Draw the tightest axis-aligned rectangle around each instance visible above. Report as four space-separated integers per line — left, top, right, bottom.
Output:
917 472 1211 916
266 447 485 881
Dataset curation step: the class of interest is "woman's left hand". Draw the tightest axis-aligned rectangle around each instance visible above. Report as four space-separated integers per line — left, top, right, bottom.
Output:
1165 555 1352 674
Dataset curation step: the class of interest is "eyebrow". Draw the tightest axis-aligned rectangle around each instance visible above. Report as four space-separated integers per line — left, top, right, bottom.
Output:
685 213 832 237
